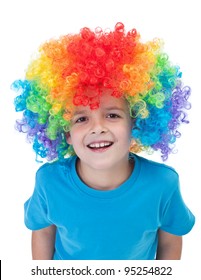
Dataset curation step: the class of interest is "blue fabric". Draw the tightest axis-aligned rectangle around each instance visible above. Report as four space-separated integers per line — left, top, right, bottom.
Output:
24 154 195 260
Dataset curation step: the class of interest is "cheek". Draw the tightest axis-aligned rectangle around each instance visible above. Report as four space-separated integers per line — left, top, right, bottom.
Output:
116 126 132 143
66 127 84 146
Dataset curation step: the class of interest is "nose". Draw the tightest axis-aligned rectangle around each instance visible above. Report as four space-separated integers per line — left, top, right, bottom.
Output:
90 117 108 135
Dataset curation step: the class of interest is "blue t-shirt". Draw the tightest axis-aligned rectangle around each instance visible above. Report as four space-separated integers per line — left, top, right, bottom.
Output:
24 154 195 260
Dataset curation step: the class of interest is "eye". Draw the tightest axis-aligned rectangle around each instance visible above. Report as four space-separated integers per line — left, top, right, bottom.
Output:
107 113 121 119
75 116 88 123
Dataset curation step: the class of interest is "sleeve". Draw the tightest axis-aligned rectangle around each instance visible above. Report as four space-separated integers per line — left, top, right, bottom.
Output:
24 171 52 230
160 182 195 236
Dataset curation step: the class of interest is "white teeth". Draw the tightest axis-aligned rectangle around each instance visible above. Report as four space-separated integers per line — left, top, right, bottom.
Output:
88 142 112 148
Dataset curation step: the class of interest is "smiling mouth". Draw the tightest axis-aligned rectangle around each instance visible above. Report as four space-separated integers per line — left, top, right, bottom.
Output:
87 141 113 150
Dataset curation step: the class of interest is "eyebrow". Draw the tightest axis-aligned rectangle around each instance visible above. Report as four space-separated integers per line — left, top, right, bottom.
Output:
72 106 125 116
105 106 125 112
72 110 88 116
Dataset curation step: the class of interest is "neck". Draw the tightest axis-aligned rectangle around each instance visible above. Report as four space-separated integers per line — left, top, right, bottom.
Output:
76 158 134 191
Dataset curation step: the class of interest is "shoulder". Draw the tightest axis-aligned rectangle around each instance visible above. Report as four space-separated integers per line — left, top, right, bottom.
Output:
134 154 178 175
35 155 76 181
132 154 179 190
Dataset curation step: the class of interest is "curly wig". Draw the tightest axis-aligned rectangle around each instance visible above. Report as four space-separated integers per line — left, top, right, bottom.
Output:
11 22 191 161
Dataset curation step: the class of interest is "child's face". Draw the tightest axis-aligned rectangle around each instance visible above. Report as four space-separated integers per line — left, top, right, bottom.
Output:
66 91 133 171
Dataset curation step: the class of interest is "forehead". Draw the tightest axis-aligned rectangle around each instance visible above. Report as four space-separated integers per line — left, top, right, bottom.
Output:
75 97 129 115
100 93 127 107
73 91 129 114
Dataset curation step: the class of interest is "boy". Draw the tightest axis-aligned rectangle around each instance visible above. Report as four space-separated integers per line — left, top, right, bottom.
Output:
12 22 195 259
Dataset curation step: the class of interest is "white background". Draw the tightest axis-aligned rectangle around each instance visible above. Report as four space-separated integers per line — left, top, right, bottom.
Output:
0 0 200 276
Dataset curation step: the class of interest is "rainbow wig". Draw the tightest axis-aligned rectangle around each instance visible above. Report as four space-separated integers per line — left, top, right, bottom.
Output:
11 22 191 162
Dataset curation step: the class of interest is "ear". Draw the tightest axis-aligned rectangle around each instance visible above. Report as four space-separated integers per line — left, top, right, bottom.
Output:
131 117 136 129
66 132 72 145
